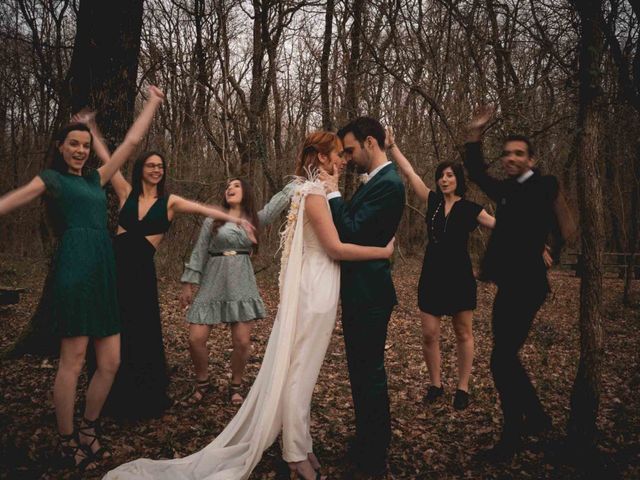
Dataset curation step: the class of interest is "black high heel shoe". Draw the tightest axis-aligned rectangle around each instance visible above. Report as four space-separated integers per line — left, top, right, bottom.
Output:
58 430 96 470
79 417 111 460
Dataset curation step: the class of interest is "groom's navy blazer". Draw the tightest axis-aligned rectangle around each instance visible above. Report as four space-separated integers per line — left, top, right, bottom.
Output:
329 163 405 309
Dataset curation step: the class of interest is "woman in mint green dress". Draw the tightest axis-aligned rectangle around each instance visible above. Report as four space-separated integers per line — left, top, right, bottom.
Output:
180 178 295 406
0 86 164 471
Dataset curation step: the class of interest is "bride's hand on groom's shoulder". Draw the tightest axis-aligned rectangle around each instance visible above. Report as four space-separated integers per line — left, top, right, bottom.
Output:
318 165 339 194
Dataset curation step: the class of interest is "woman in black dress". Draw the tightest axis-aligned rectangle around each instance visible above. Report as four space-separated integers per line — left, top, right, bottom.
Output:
80 119 256 421
386 127 495 410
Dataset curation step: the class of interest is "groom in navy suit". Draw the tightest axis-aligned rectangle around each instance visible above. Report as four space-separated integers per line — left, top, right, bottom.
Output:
321 117 405 477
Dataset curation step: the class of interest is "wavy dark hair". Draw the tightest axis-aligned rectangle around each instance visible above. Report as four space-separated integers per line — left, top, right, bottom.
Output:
131 151 168 198
434 161 467 197
50 123 93 173
212 177 260 252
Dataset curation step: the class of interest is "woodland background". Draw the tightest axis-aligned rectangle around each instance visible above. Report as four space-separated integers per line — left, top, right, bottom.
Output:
0 0 639 478
0 0 638 275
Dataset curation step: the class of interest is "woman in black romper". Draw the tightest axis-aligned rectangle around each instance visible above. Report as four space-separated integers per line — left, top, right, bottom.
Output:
386 128 495 410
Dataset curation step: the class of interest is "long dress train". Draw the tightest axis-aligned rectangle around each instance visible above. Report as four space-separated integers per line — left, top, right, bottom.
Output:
104 178 339 480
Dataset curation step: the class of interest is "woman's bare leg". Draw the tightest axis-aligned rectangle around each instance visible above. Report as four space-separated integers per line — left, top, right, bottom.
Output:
452 310 474 392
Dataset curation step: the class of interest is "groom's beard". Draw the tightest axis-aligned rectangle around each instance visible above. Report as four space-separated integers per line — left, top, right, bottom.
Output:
354 153 370 174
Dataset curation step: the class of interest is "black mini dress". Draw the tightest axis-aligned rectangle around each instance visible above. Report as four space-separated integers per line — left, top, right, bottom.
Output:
418 191 483 316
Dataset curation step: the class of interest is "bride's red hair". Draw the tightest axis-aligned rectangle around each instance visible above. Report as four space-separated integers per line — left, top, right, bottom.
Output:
294 131 341 177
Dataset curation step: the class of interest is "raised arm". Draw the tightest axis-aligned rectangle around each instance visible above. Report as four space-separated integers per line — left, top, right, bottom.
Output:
464 106 503 202
0 177 46 216
257 182 295 226
385 127 429 202
74 110 131 205
306 194 393 261
97 86 164 186
168 195 257 243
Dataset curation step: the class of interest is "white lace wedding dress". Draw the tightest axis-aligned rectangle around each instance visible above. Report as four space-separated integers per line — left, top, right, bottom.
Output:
104 178 340 480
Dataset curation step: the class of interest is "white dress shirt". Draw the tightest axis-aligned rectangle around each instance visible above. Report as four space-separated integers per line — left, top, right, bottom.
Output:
517 169 534 184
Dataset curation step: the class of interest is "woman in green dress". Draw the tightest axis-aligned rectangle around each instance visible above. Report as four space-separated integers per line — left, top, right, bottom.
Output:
180 178 295 406
0 86 164 470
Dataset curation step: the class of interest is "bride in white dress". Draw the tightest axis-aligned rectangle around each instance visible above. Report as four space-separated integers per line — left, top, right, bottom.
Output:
104 131 394 480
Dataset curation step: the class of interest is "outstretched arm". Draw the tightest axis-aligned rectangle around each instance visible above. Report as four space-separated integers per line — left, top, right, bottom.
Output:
306 194 393 261
96 86 164 186
385 127 429 202
168 195 257 243
0 177 46 216
74 110 131 205
257 182 295 226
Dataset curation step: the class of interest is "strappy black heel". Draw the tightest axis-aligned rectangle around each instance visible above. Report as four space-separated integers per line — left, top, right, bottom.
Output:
79 417 111 460
181 378 212 406
228 381 244 407
58 431 96 470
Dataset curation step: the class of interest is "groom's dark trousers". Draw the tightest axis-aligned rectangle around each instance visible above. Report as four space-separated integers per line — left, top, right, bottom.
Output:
464 141 563 439
329 163 404 473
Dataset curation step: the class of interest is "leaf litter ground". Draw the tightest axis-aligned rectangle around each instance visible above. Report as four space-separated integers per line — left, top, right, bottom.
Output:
0 257 638 479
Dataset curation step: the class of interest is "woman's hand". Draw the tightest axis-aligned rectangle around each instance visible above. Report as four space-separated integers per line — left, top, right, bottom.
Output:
71 108 97 128
385 126 395 149
148 85 165 102
384 237 395 258
238 219 258 244
180 283 194 310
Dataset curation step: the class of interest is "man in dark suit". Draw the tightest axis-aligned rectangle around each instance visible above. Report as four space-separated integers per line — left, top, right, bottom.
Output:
464 107 572 462
321 117 405 477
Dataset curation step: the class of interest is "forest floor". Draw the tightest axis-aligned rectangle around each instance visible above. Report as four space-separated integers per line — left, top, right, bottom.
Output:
0 256 639 479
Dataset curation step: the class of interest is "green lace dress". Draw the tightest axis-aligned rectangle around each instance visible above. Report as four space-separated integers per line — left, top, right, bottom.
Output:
38 169 120 337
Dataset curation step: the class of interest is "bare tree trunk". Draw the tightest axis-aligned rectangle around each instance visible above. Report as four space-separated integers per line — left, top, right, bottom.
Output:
343 0 363 121
567 0 605 459
624 140 640 303
341 0 364 197
321 0 335 131
69 0 143 148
